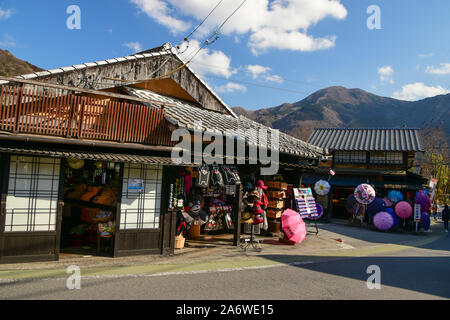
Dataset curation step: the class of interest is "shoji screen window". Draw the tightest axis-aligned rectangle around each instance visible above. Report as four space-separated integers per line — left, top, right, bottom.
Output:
5 156 61 232
120 164 162 230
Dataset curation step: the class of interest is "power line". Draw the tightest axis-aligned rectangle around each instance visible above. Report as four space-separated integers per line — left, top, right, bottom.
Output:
209 75 313 96
184 0 224 42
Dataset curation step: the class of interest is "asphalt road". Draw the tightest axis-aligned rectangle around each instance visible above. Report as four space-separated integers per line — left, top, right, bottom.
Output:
1 232 449 300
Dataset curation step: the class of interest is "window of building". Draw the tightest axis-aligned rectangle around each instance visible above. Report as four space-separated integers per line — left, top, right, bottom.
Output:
334 151 366 164
120 164 162 230
370 152 403 164
5 156 61 232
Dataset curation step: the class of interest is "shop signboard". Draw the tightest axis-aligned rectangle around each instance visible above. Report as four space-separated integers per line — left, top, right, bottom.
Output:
414 204 421 222
294 188 318 219
429 178 438 201
128 179 143 192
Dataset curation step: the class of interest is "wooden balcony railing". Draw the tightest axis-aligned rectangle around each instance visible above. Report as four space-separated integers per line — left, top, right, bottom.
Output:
0 84 174 146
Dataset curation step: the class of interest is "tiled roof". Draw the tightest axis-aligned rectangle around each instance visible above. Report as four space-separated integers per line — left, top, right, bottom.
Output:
0 147 180 166
126 87 326 159
307 128 425 152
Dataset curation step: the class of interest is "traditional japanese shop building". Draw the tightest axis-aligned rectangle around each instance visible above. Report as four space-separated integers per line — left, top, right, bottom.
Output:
303 128 428 220
0 44 326 263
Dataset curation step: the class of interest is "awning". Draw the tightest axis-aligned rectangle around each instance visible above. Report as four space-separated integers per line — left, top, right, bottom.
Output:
0 146 181 166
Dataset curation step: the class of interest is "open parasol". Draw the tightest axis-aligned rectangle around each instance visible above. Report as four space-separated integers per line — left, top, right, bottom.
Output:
373 212 394 231
388 190 403 203
354 184 376 205
314 180 331 196
281 209 306 244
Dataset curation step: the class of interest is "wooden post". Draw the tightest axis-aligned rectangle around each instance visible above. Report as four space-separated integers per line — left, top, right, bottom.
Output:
13 85 23 133
233 183 243 246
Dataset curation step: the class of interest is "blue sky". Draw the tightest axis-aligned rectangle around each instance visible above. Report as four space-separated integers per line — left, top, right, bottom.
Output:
1 0 450 110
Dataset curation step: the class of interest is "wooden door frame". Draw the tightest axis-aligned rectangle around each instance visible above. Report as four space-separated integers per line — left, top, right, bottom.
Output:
55 158 66 260
113 163 125 258
0 154 11 261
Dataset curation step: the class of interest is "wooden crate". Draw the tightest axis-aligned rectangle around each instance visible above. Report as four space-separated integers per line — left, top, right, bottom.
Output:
267 181 288 190
268 199 284 209
267 208 283 219
267 190 286 199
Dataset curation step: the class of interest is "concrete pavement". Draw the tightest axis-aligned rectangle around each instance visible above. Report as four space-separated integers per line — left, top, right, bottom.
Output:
0 220 447 284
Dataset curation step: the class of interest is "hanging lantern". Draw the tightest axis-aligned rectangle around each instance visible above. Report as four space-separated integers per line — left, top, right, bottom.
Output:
67 158 85 170
314 180 331 196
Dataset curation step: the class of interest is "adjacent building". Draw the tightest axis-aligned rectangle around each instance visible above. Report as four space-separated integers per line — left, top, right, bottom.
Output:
303 128 428 220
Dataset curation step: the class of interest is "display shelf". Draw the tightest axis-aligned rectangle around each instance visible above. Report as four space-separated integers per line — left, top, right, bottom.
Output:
64 198 117 212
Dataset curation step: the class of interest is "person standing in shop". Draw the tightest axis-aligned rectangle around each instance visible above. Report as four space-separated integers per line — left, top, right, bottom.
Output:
442 205 449 233
255 180 269 234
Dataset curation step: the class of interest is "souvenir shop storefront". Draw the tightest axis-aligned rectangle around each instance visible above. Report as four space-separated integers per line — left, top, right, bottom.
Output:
172 162 323 250
0 149 324 263
0 148 180 264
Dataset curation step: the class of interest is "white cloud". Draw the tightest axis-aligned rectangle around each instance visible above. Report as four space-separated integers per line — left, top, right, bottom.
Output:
179 40 236 78
124 42 143 53
215 82 247 93
130 0 191 34
246 64 284 83
419 53 434 59
0 34 16 48
131 0 347 54
378 65 394 84
247 65 271 79
425 63 450 75
0 8 13 20
392 83 450 101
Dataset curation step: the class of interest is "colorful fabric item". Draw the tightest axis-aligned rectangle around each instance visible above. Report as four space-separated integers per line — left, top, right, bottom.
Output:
211 166 224 187
196 166 210 188
255 180 268 190
354 184 376 205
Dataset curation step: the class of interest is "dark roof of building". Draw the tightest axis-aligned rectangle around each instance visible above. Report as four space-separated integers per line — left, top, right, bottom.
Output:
307 128 425 152
126 87 327 159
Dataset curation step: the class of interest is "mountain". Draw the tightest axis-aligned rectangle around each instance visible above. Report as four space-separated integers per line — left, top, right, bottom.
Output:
233 86 450 141
0 49 42 77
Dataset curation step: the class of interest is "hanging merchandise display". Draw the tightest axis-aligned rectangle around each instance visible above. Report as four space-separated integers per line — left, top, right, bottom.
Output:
373 212 394 231
211 165 224 187
314 180 331 196
196 166 211 187
175 165 239 241
395 201 413 219
388 190 403 203
354 184 376 205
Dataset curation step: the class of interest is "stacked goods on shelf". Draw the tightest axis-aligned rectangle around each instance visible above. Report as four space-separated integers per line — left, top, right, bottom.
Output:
266 181 288 235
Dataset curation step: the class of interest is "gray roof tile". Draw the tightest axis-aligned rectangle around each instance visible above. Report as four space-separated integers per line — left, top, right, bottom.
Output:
126 87 326 159
308 128 425 152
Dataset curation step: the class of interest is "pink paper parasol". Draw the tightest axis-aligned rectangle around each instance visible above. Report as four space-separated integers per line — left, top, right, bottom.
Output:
395 201 412 219
383 197 393 208
281 209 306 244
